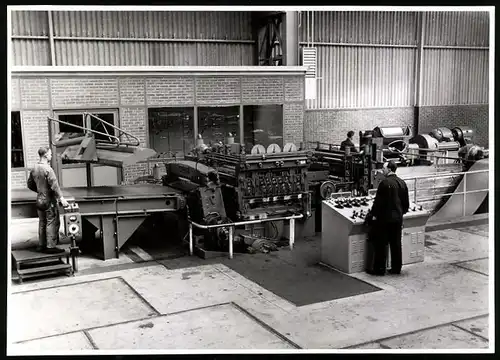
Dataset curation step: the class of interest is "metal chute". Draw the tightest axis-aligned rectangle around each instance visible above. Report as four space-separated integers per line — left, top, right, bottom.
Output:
49 113 156 167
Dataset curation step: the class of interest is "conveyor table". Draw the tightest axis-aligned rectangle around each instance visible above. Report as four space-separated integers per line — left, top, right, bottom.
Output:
11 185 185 260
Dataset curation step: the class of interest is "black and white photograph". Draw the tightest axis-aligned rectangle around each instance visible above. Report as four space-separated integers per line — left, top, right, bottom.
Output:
7 5 494 354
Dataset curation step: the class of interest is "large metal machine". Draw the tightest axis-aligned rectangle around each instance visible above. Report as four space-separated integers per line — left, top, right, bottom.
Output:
11 114 186 261
162 136 312 253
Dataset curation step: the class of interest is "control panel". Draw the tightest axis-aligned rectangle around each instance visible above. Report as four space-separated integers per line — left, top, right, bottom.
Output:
324 196 427 224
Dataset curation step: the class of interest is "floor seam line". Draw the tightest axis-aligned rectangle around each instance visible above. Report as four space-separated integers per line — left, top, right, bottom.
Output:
452 264 489 277
118 277 161 316
230 301 302 349
82 330 98 350
450 323 490 342
12 303 232 345
11 276 123 295
343 313 489 349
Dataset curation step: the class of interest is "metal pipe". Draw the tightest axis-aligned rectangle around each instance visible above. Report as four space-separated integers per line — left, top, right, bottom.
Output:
417 189 488 203
298 41 418 48
52 36 256 44
11 35 49 40
423 45 489 50
189 222 193 256
414 178 418 203
463 173 467 217
289 218 295 250
229 227 234 259
401 169 488 181
189 214 303 230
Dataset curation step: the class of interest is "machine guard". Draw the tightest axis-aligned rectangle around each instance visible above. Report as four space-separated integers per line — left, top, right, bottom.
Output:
49 113 156 167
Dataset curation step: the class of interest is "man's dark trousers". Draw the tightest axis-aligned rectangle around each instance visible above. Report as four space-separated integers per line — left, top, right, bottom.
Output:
37 202 60 248
373 221 403 273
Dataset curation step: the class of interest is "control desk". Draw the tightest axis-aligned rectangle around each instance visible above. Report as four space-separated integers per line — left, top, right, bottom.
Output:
321 195 430 274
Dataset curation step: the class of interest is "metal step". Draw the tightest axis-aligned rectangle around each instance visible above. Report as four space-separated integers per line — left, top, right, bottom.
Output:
18 263 72 276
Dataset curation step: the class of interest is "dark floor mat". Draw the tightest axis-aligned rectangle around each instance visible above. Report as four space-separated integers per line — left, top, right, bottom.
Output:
158 237 381 307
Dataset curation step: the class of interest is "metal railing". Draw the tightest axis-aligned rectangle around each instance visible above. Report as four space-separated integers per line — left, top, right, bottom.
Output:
188 214 304 259
401 168 489 217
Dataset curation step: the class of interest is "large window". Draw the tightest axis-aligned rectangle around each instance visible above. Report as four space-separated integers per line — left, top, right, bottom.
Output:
198 106 240 146
243 105 283 151
57 112 116 142
148 107 194 157
11 111 24 168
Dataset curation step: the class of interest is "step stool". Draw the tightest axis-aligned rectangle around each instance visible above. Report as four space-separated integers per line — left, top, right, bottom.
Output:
12 245 74 283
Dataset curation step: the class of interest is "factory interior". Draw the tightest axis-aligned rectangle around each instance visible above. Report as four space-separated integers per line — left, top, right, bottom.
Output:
8 7 493 353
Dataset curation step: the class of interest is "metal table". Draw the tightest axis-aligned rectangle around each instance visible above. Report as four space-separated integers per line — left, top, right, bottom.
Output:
11 185 185 260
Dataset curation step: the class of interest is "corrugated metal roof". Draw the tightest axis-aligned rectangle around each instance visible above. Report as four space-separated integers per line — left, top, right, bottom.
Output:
300 11 419 45
52 41 254 66
12 39 51 66
424 11 489 47
51 11 253 40
305 45 416 108
421 48 488 105
11 10 48 36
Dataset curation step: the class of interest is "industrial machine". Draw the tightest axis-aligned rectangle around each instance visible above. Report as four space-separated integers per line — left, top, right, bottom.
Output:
321 194 430 274
409 126 476 164
11 114 186 262
162 136 312 254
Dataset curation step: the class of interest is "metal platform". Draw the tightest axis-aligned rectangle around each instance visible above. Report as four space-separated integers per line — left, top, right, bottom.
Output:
12 245 73 283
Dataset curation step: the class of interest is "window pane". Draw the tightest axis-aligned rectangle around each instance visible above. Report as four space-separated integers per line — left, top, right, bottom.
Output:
90 113 115 142
58 114 85 137
11 111 24 168
243 105 283 152
148 108 194 157
197 106 240 146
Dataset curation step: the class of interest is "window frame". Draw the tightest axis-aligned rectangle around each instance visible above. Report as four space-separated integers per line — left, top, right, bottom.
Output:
11 110 26 170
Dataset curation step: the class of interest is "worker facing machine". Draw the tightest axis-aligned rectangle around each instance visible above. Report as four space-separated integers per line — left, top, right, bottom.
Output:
27 146 70 254
366 160 410 276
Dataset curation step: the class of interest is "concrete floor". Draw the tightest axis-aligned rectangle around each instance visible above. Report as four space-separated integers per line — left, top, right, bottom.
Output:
8 220 491 353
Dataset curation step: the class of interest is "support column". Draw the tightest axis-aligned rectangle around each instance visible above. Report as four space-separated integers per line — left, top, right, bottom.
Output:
282 11 299 66
47 11 56 66
413 12 426 135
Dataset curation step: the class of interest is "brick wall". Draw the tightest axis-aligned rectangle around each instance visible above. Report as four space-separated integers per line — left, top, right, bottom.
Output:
418 105 489 147
50 78 119 109
20 78 50 109
120 107 149 183
119 78 145 106
242 77 284 104
304 108 415 147
196 77 240 105
11 78 21 110
146 77 194 106
22 110 52 168
11 169 27 189
13 73 305 186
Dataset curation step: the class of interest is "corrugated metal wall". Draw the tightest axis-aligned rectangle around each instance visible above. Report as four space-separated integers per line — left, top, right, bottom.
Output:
300 11 490 109
421 11 489 105
300 11 419 109
11 10 255 66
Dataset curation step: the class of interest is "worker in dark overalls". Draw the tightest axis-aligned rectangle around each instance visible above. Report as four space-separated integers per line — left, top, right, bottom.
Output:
27 146 69 254
368 160 410 276
340 131 358 153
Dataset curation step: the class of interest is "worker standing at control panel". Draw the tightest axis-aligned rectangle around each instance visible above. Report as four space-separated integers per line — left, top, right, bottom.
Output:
27 146 69 254
369 160 409 276
340 131 358 153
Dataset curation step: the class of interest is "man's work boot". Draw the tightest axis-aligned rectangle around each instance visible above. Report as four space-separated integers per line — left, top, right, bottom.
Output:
36 245 47 252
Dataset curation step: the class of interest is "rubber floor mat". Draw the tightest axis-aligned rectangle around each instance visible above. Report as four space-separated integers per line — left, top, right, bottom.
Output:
160 237 381 307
